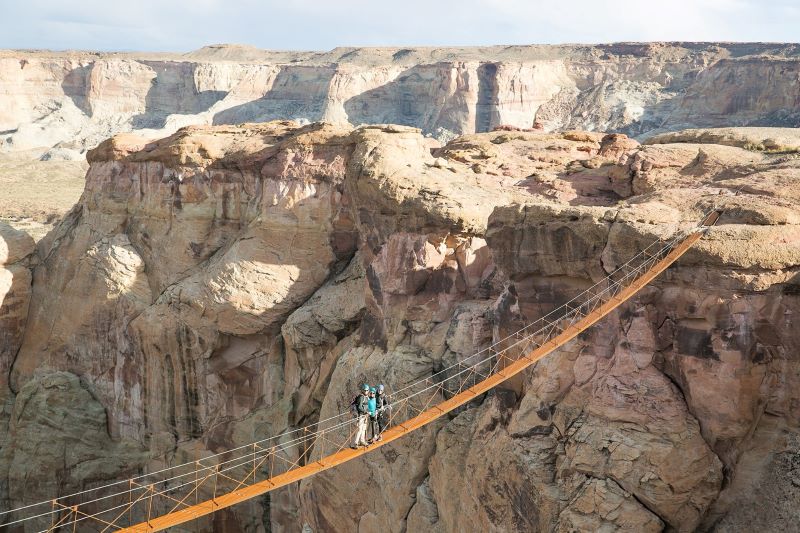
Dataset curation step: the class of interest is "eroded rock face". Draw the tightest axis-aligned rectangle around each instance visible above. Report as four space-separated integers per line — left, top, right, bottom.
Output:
555 477 664 532
0 224 34 406
4 121 800 532
0 372 146 514
0 223 36 513
4 43 800 160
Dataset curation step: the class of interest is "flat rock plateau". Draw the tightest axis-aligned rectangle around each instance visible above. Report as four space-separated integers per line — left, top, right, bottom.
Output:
0 43 799 532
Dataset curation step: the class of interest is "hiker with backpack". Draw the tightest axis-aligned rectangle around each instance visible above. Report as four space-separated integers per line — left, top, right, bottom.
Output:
374 384 390 441
367 387 378 443
350 383 371 449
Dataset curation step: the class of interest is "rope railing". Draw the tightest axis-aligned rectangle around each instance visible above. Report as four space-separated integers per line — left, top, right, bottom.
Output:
0 207 722 532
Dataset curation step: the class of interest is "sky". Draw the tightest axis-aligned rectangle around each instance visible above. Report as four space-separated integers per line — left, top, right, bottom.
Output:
0 0 798 52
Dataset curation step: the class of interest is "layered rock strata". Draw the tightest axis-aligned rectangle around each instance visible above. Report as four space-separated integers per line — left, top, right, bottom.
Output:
3 43 800 160
1 121 799 532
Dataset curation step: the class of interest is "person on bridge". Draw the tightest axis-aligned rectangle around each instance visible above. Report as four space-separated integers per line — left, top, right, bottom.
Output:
374 384 390 441
367 387 378 443
351 383 371 449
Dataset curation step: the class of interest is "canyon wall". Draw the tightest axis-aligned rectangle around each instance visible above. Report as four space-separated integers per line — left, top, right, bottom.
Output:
1 120 799 531
2 43 800 160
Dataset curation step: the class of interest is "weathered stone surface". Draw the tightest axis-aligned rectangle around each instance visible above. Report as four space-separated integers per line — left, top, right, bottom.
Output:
348 126 521 236
0 224 35 408
487 204 613 279
282 253 366 424
702 417 800 532
428 394 567 532
645 127 800 152
5 44 800 160
0 224 35 265
3 121 800 533
0 372 146 516
617 142 765 196
555 478 664 532
560 362 723 532
0 224 36 518
406 478 445 533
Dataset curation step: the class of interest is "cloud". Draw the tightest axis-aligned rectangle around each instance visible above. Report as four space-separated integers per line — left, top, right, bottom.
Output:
0 0 797 51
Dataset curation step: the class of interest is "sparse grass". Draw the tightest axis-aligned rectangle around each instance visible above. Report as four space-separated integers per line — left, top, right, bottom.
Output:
743 142 767 151
0 156 87 240
742 142 800 154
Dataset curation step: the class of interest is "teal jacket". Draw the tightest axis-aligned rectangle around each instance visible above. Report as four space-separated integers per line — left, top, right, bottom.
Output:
368 397 377 417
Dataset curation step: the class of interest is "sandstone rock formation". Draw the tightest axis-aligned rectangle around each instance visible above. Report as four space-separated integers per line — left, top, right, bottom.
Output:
3 43 800 161
2 372 147 506
1 121 799 532
0 224 34 407
645 127 800 153
0 223 35 494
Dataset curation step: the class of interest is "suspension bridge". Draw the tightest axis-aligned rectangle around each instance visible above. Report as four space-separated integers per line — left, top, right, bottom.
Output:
0 209 722 532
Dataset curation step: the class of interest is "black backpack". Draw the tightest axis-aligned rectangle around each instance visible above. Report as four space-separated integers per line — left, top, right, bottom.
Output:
349 394 361 416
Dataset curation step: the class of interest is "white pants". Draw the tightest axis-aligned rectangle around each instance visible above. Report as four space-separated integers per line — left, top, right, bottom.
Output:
353 415 369 446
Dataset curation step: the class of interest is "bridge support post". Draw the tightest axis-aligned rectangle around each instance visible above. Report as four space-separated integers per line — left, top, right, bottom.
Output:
212 465 219 506
147 484 154 529
129 479 133 526
252 444 258 484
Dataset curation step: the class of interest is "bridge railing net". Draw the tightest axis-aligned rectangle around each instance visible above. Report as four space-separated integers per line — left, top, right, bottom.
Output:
0 226 695 532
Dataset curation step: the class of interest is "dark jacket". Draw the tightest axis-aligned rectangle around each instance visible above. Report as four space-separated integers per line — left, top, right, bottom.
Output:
355 393 370 416
375 393 389 414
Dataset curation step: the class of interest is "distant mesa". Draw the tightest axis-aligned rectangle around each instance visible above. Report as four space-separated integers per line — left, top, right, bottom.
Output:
2 42 800 160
